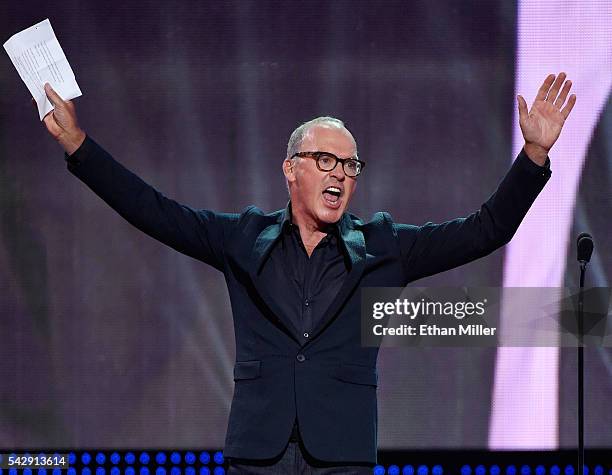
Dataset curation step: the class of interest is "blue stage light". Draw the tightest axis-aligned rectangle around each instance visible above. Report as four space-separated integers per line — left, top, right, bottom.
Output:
417 465 428 475
199 453 210 465
520 465 531 475
53 469 61 475
82 453 91 466
155 468 166 475
156 453 166 465
535 466 545 475
388 465 399 475
125 467 135 475
475 465 485 475
140 468 149 475
199 469 210 475
432 466 443 475
95 468 104 475
96 454 105 465
69 454 77 466
125 453 136 465
506 466 517 475
140 453 150 465
551 466 561 475
565 466 575 475
170 467 180 475
460 465 471 475
9 469 17 475
373 466 385 475
110 468 119 475
37 469 46 475
490 466 501 475
67 468 76 475
402 465 414 475
23 469 32 475
212 469 224 475
82 467 91 475
185 453 195 466
583 468 589 475
185 467 195 475
213 453 223 466
593 466 603 475
110 453 120 465
170 453 181 465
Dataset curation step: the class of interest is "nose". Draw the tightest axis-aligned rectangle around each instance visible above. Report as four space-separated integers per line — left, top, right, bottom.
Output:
329 162 346 181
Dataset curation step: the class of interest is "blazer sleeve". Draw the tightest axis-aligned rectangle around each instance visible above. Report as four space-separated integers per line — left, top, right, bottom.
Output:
394 149 551 283
64 135 238 272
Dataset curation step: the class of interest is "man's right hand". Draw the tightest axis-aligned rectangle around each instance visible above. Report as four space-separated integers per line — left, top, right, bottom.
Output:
34 83 86 155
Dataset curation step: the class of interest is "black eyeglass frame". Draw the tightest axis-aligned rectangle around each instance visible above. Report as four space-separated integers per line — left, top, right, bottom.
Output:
290 151 366 177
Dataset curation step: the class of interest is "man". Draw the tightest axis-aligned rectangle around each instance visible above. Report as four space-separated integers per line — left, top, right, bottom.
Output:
37 73 575 473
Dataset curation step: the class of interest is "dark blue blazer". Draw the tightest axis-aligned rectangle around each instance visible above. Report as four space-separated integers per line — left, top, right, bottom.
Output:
65 136 550 463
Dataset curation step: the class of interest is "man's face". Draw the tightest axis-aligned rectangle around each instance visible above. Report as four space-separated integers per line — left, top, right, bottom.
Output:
284 124 358 228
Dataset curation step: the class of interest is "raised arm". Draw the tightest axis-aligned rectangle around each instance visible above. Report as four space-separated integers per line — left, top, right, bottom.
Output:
36 83 236 271
395 72 576 283
395 149 550 282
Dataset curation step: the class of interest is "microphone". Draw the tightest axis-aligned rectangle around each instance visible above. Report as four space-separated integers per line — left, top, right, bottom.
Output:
576 232 594 265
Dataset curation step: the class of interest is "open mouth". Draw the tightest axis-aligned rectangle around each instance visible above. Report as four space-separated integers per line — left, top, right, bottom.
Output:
322 186 342 207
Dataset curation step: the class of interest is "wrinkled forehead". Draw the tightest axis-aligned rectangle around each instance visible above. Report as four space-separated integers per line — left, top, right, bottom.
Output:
300 124 357 157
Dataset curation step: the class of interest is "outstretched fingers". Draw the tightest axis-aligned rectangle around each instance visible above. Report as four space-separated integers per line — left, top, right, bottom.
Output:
545 72 566 103
517 95 529 123
554 80 572 108
561 94 577 120
534 74 556 103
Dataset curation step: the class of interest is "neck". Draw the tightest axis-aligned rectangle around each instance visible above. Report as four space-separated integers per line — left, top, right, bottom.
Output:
290 202 336 254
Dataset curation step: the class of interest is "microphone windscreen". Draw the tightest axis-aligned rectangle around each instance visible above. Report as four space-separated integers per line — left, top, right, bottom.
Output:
577 233 594 263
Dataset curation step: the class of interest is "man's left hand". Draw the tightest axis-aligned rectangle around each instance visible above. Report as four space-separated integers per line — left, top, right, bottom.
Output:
518 72 576 165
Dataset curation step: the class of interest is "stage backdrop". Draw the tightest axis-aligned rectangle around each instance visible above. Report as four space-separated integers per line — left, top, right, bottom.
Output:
1 0 611 450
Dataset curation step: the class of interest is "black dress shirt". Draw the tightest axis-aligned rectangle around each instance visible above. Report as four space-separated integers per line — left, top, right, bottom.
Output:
259 203 349 443
260 204 349 345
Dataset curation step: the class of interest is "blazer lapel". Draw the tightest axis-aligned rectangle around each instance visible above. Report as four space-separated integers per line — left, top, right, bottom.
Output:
308 214 366 341
247 209 302 343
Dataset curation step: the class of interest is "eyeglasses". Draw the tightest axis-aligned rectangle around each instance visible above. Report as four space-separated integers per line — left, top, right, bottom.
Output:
291 151 366 177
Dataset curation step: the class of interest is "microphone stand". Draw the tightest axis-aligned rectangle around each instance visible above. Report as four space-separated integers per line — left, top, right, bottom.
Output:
577 261 586 475
575 232 592 475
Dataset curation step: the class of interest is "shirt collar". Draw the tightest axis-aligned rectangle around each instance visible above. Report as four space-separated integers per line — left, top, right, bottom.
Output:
281 201 342 237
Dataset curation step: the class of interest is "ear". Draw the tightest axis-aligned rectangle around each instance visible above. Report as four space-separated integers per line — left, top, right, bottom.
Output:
283 158 296 183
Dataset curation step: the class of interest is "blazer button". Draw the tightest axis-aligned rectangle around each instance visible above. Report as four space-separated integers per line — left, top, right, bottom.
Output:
296 354 306 362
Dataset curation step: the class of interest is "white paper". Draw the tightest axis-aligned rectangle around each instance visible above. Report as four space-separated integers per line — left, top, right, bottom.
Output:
3 18 82 121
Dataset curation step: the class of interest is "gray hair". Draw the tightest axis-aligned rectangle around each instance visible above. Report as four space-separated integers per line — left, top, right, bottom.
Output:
286 116 346 159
